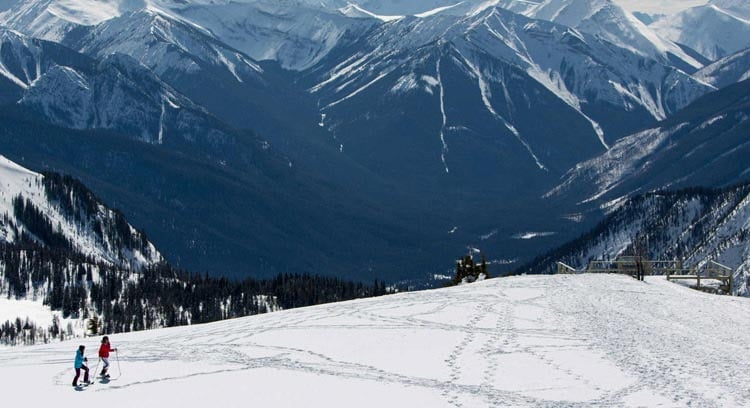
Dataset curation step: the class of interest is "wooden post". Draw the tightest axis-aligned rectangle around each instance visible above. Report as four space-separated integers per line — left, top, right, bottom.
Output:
635 255 646 281
697 273 700 289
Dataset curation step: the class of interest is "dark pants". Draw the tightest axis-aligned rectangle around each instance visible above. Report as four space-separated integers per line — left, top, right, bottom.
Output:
73 365 89 386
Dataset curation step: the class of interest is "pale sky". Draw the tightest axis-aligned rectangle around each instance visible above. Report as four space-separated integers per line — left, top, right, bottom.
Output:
614 0 708 15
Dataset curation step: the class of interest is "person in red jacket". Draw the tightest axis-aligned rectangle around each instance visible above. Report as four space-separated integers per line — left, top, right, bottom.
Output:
98 336 118 378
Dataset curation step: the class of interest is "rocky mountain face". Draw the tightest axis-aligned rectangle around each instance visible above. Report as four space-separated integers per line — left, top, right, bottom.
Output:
1 29 248 163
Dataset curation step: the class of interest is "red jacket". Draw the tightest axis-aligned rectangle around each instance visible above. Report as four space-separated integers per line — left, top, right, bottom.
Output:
99 343 112 358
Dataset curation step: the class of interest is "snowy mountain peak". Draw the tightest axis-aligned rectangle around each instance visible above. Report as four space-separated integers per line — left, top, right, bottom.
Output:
530 0 615 26
70 8 264 80
338 3 403 21
0 0 138 41
519 0 703 70
652 2 750 61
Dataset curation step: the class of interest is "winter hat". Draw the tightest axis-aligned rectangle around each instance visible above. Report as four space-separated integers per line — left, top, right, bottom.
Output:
79 345 85 351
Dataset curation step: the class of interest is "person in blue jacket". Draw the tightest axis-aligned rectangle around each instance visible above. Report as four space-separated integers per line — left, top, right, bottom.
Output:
72 345 90 387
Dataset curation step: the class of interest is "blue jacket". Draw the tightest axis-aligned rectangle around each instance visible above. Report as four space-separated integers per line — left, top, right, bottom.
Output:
74 350 85 368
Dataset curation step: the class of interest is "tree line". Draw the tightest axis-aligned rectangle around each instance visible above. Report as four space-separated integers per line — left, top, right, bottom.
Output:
1 172 391 345
0 242 390 345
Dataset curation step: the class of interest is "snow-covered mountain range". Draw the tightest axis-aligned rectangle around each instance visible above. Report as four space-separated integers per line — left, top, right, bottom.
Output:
306 5 709 155
1 0 748 280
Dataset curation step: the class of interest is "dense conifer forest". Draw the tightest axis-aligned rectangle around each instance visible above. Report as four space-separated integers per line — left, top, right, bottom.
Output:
1 173 390 345
1 241 390 345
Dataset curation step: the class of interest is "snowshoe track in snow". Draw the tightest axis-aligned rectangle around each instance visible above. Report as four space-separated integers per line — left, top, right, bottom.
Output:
4 274 750 407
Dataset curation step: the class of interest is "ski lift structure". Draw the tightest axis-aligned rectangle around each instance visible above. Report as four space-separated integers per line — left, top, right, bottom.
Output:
557 257 734 295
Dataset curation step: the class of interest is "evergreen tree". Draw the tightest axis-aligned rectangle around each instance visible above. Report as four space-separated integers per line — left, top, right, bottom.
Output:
87 315 101 336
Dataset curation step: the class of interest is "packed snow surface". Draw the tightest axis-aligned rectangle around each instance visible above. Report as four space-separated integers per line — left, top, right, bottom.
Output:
2 274 749 406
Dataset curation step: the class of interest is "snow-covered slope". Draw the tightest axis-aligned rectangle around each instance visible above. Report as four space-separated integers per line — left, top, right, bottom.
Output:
709 0 750 18
67 8 264 81
166 0 375 71
519 0 704 71
695 47 750 88
546 78 750 205
652 2 750 61
3 274 750 406
0 155 161 268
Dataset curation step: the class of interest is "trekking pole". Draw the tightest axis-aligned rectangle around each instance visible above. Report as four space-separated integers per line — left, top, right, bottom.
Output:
93 357 101 381
115 349 121 379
